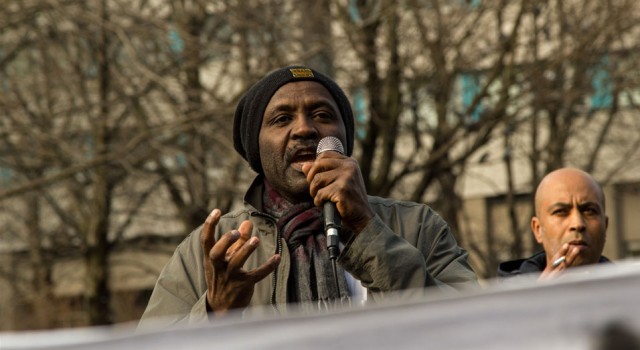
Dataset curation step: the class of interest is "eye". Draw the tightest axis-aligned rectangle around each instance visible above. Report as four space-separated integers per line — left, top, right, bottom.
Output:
582 206 599 215
269 114 292 126
552 208 568 216
313 111 334 121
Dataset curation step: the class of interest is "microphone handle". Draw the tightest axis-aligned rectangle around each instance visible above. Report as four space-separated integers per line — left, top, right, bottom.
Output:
323 201 341 260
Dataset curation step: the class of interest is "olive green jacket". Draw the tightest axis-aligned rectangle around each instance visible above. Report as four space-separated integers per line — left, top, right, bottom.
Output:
138 177 477 328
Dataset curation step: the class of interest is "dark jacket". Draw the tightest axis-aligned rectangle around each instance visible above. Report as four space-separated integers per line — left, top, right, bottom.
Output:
498 251 611 277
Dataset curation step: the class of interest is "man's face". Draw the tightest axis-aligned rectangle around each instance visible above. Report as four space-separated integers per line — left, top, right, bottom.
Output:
532 170 608 267
259 81 347 203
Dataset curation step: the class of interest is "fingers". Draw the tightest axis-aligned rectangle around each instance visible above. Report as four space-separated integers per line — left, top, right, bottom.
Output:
202 214 254 263
304 151 346 179
551 244 571 270
200 212 278 313
226 236 260 270
201 209 221 259
210 230 241 266
552 243 581 268
564 245 581 266
540 245 570 279
542 243 584 280
211 230 280 285
304 151 343 178
551 256 566 268
305 157 357 206
205 218 275 281
248 254 281 282
305 160 338 195
225 220 253 261
303 155 374 234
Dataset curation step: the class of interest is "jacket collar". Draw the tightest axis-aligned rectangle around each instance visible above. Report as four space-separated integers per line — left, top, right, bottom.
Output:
243 175 266 213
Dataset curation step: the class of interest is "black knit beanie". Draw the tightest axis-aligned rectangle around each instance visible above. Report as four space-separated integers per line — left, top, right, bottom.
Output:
233 65 355 174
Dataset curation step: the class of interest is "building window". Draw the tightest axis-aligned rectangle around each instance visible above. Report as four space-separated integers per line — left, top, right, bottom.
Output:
0 167 12 186
352 88 368 140
454 0 481 7
168 27 184 55
590 55 613 110
459 72 483 123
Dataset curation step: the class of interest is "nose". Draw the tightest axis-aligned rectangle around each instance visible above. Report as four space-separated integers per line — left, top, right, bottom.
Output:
291 115 318 140
568 209 586 232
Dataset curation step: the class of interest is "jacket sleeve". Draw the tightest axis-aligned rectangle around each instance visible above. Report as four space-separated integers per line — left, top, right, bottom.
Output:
338 215 431 299
338 200 478 301
137 230 209 330
421 219 479 292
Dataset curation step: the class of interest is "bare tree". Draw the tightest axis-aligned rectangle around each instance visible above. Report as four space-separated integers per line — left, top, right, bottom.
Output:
331 0 528 240
0 0 192 326
482 0 640 277
0 0 336 329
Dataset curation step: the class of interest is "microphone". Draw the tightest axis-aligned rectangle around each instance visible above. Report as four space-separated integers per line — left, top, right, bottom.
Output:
316 136 344 260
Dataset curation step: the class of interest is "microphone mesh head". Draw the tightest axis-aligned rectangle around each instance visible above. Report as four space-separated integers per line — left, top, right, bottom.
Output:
317 136 345 155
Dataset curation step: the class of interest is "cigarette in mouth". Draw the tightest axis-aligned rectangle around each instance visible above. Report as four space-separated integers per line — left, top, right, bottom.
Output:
551 256 566 268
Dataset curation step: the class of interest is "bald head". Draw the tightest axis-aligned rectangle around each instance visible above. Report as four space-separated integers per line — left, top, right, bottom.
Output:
534 168 605 216
531 167 608 269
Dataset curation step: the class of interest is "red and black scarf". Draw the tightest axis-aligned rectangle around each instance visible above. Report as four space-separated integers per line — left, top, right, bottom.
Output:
263 180 350 310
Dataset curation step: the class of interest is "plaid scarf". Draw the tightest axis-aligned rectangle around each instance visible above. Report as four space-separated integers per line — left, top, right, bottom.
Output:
262 180 350 310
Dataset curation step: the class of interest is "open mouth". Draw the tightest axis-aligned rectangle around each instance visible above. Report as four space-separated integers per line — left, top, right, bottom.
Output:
290 151 316 163
288 146 317 170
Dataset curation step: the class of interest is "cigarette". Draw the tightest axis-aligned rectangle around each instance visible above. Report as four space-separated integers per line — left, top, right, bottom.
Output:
551 256 566 268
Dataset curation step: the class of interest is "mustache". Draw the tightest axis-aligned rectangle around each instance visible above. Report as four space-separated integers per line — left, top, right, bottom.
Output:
285 140 318 162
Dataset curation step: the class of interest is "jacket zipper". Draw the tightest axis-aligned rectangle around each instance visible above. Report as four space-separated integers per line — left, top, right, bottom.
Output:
271 224 282 311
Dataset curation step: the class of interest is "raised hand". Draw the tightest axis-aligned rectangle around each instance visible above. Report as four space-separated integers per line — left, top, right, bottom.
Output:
201 209 280 316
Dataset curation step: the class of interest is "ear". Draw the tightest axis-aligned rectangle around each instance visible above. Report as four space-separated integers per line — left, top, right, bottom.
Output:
531 216 544 244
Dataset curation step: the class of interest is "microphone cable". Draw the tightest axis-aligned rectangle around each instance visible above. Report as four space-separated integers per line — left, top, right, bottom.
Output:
331 256 341 306
316 136 346 304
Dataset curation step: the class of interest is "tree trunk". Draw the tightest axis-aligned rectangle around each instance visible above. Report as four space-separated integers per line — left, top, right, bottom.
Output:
504 128 523 258
359 17 382 193
435 166 463 244
26 193 54 329
85 0 112 326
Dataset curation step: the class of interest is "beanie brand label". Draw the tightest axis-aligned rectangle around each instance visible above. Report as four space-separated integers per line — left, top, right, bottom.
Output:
289 68 314 78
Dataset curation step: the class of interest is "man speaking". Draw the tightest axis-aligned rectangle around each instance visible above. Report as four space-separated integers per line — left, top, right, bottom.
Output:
139 66 477 327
